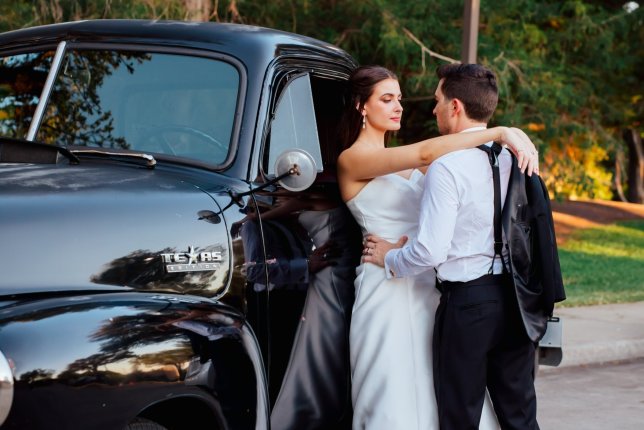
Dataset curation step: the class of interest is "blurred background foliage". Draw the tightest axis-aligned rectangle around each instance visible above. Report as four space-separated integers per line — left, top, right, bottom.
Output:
1 0 642 201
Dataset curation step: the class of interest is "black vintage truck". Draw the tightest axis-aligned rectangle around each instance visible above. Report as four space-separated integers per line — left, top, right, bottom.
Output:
0 20 362 430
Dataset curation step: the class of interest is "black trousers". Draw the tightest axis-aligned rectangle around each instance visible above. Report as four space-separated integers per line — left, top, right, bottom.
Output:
433 274 539 430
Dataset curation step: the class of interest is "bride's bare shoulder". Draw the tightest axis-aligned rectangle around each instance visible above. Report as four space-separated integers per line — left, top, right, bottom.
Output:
339 143 379 160
338 144 364 168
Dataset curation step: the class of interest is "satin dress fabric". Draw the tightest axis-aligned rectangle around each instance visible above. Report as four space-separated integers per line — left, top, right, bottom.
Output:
345 170 499 430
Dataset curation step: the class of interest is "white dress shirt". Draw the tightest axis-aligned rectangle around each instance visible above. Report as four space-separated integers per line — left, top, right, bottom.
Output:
384 127 511 282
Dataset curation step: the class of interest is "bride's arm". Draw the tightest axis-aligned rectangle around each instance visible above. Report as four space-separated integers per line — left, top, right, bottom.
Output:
338 126 537 181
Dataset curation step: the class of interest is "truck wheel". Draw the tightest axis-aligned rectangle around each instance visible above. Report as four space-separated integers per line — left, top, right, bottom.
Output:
124 417 168 430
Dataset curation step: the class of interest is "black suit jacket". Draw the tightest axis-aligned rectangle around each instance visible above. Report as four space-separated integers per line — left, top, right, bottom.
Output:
503 157 566 342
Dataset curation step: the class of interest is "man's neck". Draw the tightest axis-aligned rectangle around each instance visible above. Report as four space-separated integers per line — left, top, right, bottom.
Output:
452 121 487 134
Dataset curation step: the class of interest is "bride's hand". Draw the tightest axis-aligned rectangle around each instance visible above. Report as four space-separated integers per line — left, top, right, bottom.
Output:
500 127 540 176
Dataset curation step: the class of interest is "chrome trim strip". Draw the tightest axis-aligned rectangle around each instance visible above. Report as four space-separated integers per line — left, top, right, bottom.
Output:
27 41 67 141
0 351 14 425
240 325 268 430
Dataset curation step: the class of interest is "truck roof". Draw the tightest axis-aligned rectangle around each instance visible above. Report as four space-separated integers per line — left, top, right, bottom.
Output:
0 19 355 68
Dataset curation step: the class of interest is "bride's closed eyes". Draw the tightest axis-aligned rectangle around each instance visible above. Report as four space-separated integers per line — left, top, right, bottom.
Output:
379 94 402 103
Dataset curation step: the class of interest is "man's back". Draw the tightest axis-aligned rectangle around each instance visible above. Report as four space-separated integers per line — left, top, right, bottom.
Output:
416 144 511 282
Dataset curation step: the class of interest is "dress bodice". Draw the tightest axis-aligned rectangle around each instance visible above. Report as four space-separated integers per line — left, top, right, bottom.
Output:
345 169 424 241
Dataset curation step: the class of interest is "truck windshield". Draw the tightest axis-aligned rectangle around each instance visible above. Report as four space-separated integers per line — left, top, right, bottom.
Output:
0 49 240 165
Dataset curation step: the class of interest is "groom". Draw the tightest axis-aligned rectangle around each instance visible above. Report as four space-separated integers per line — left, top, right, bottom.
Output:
364 63 540 430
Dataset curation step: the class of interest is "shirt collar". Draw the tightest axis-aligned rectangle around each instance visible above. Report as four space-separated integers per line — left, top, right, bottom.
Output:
460 126 491 146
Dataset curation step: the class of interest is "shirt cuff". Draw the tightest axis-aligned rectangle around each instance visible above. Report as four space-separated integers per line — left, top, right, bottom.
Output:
384 249 399 279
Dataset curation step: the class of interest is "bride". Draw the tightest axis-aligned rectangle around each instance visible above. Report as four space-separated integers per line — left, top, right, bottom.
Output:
336 65 537 430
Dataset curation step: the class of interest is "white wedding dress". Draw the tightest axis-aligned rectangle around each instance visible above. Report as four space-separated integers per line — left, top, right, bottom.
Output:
346 170 499 430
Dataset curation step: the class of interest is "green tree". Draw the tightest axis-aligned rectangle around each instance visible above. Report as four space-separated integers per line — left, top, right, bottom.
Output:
476 0 643 200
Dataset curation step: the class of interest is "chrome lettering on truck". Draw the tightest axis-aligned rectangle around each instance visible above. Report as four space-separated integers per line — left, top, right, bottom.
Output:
161 246 223 273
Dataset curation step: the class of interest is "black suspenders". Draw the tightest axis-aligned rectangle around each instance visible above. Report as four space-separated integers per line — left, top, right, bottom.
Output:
478 142 509 274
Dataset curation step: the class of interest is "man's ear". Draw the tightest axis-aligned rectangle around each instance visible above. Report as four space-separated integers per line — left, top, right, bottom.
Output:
451 99 463 116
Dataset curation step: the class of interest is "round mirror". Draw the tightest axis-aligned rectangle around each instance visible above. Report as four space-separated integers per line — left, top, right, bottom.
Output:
274 149 318 192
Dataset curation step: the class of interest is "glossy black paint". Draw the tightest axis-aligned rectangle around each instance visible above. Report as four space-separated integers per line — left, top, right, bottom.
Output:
0 160 235 296
0 293 257 429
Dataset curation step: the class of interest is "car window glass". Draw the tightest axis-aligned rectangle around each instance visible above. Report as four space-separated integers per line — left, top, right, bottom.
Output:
35 50 239 165
0 51 54 139
267 74 323 175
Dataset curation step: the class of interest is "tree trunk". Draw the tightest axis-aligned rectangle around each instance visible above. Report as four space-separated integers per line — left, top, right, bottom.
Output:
614 148 627 202
184 0 212 22
623 128 644 204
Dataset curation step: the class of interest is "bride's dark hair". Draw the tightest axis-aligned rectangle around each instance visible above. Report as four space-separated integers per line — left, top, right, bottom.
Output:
339 65 398 150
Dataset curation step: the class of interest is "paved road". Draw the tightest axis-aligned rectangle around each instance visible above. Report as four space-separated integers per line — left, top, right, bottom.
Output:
535 358 644 430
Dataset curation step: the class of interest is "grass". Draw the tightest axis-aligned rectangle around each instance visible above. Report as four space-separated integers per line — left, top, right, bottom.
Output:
557 219 644 307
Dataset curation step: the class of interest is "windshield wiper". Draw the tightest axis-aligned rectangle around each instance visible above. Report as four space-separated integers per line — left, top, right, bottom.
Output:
0 137 80 164
69 149 156 169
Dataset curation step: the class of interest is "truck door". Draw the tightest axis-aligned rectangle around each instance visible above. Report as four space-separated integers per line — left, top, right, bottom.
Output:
249 70 361 429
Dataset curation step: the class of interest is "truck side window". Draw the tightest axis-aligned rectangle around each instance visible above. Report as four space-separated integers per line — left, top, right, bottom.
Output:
266 74 324 176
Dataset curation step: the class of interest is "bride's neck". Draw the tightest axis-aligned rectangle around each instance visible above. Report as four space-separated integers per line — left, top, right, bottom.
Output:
355 129 386 148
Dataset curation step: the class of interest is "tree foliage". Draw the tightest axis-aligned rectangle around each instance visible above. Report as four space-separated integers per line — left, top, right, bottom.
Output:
0 0 641 200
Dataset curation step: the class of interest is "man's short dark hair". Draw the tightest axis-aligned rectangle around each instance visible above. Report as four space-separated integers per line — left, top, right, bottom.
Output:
436 64 499 122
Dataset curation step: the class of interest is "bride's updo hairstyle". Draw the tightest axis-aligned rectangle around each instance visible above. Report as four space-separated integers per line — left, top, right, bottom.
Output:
339 65 398 149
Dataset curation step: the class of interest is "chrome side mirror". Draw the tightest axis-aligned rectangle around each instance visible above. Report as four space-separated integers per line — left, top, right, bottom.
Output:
273 149 318 192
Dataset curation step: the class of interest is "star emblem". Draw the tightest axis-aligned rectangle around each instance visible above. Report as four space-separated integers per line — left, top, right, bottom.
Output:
185 246 198 265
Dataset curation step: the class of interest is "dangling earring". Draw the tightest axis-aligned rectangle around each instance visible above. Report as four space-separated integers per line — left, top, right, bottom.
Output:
362 114 366 129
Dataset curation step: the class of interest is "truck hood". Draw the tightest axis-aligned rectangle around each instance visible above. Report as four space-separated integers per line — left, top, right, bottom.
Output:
0 162 233 297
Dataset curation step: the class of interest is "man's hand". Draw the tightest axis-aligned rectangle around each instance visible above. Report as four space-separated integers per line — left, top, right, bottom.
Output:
362 234 408 267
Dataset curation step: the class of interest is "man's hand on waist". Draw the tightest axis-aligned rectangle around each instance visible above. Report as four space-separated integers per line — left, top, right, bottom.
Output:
363 234 408 268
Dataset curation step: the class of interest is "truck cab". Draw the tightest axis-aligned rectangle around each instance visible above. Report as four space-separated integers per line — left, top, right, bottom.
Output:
0 20 360 430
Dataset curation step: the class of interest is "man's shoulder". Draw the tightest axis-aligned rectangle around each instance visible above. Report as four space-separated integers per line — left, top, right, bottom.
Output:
434 147 488 166
427 149 487 184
